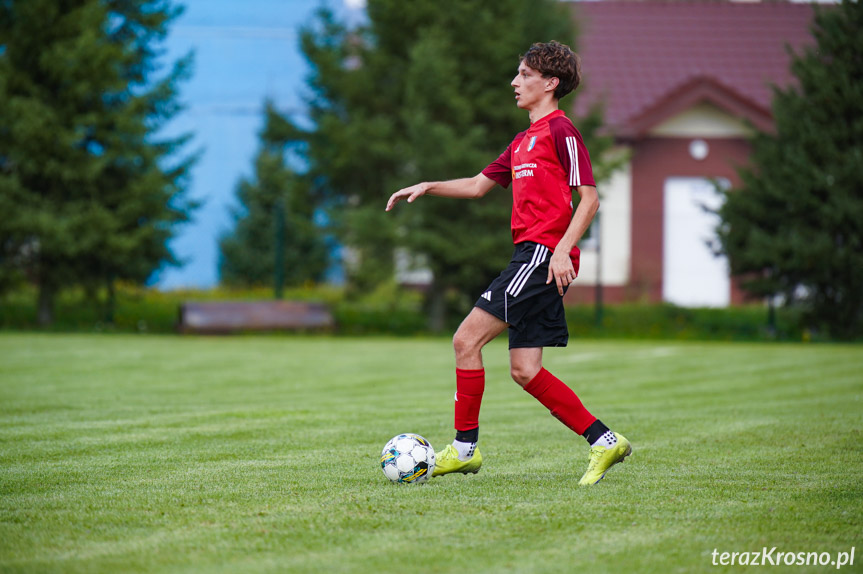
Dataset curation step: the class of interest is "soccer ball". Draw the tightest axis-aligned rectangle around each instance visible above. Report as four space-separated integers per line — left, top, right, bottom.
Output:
380 433 436 484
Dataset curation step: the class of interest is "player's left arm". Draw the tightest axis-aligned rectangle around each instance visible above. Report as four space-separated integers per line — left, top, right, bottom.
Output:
546 185 599 296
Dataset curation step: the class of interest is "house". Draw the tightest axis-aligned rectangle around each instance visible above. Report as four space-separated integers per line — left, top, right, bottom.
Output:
565 1 817 307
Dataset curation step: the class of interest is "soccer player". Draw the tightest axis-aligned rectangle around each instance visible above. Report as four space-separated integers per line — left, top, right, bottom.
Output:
385 41 631 485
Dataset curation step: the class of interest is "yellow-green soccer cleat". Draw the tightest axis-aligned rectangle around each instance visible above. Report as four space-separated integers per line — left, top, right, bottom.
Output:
432 444 482 477
578 433 632 486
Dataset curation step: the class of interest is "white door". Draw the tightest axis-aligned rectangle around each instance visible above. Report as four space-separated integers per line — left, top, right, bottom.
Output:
663 177 730 307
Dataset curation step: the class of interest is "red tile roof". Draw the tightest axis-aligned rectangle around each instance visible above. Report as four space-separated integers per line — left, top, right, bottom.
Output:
570 1 817 136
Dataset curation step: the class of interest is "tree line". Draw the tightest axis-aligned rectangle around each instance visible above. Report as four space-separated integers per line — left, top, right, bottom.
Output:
1 0 860 338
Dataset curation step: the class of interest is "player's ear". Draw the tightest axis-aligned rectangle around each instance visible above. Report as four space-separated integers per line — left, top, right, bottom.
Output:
546 76 560 93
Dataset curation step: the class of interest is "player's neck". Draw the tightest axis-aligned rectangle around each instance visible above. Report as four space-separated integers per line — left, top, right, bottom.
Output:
528 100 560 124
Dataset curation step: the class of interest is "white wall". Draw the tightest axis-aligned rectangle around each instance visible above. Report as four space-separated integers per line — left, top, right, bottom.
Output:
578 159 631 286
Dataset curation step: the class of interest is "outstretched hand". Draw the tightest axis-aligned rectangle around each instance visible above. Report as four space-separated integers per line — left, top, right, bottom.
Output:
385 183 427 212
546 249 576 296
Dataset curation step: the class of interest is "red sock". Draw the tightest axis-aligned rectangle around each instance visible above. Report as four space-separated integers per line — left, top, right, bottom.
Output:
523 368 596 435
454 368 485 432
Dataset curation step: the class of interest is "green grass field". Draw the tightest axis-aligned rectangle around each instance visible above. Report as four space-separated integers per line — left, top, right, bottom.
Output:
1 334 861 573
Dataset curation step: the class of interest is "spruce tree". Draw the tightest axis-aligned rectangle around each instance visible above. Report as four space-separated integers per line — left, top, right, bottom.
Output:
218 102 329 289
717 0 863 339
0 0 196 324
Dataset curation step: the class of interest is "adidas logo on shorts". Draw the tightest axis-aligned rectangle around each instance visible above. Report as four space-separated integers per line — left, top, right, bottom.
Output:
481 291 492 302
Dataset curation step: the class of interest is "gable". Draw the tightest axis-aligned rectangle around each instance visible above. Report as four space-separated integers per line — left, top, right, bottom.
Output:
649 102 753 138
625 75 773 139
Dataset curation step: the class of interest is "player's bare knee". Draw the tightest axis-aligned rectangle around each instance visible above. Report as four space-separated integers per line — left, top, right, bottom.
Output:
510 365 537 387
452 330 476 360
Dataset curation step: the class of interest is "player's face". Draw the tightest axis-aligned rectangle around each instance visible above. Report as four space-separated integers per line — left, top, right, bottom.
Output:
511 61 552 110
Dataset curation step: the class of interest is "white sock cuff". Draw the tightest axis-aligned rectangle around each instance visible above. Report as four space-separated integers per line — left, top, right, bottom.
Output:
591 430 617 449
452 439 476 461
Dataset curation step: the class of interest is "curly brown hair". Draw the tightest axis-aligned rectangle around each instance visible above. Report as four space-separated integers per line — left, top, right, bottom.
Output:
521 41 582 101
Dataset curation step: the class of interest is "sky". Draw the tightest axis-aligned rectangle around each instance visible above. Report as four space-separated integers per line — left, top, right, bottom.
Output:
152 0 363 289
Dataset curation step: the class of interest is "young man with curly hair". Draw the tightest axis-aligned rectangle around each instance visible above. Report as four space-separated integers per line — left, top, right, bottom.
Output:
386 41 631 485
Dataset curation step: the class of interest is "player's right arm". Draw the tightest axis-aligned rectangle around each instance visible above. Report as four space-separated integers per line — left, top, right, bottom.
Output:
385 173 497 212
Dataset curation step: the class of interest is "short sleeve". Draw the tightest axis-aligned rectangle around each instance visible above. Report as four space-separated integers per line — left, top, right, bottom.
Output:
549 117 595 188
482 133 524 189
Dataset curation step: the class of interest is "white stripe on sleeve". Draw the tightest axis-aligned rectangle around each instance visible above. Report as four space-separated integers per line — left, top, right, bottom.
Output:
566 136 580 187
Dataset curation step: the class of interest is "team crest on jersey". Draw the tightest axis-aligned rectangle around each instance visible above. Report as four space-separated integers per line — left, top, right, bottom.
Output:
527 136 537 152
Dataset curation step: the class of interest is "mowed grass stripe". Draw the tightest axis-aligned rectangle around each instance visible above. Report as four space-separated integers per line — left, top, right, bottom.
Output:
1 334 861 573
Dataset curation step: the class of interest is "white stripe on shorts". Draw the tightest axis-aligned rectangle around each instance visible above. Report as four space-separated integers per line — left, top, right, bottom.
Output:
506 244 548 298
506 248 540 297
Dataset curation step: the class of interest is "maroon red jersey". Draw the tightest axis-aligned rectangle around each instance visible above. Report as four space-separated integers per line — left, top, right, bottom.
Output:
482 109 595 264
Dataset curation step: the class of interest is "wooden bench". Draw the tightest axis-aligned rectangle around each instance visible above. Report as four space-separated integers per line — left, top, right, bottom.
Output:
178 301 334 334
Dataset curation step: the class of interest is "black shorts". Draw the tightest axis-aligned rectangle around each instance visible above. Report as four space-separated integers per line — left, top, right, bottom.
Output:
474 242 569 349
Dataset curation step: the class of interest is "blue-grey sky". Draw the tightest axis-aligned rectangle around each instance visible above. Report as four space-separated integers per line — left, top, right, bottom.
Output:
152 0 363 289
